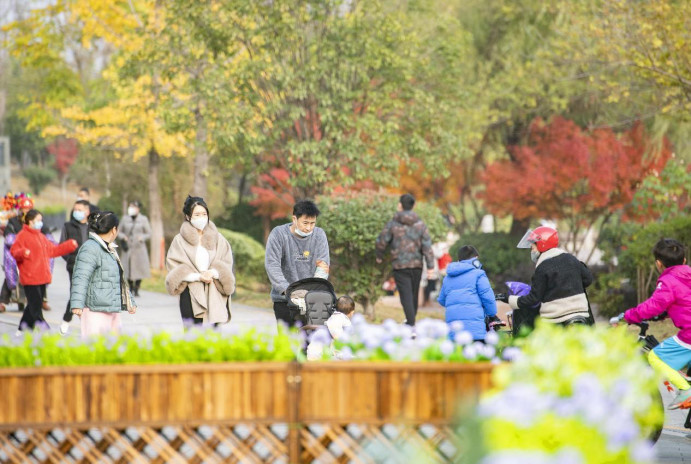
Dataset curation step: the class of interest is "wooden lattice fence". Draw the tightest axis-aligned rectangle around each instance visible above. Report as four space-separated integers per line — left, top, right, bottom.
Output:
0 362 494 463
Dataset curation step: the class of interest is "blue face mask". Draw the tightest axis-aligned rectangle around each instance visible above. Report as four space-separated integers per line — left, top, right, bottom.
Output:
32 221 43 231
73 210 86 222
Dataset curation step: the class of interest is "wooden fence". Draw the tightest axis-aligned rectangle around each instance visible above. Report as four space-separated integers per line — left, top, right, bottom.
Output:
0 361 494 463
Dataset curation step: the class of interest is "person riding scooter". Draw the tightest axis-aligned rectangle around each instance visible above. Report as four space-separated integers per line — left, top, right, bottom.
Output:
497 226 594 326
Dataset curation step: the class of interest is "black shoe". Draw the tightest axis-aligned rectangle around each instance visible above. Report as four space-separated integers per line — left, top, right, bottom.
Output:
134 289 140 297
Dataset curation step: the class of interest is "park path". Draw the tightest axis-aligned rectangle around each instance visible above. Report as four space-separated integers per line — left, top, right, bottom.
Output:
0 236 276 336
0 236 689 461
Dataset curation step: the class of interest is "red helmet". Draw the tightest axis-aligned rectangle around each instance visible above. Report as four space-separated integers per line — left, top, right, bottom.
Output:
17 198 34 210
517 226 559 253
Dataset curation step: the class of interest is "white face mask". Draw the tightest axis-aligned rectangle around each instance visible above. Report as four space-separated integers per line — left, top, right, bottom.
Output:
531 250 541 263
190 217 208 230
295 227 313 237
127 207 138 216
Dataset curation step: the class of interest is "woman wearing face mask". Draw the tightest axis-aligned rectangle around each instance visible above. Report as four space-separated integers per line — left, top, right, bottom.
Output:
70 211 137 337
10 209 78 333
58 199 91 334
118 200 151 297
165 196 235 327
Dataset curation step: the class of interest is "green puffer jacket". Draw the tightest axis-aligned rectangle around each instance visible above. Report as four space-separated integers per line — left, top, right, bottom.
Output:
70 235 136 313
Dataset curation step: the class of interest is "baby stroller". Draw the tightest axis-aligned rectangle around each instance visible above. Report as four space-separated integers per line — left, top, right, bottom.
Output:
285 277 337 329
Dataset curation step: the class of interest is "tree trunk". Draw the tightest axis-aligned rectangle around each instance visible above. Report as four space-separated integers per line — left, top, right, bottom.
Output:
60 174 67 200
509 217 530 236
262 215 271 244
238 173 247 205
148 147 164 270
192 108 208 198
363 300 375 319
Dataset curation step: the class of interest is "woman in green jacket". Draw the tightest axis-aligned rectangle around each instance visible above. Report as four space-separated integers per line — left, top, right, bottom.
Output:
70 211 137 337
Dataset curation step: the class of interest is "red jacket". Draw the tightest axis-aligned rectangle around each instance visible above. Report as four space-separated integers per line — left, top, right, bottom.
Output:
10 226 77 286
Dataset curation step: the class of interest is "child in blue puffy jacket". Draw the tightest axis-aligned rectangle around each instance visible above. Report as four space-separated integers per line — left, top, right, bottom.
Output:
437 245 498 341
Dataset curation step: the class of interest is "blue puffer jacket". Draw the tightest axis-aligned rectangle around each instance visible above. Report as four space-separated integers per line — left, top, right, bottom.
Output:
437 259 497 341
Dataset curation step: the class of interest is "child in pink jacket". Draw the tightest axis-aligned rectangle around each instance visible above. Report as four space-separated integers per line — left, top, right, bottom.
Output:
623 238 691 410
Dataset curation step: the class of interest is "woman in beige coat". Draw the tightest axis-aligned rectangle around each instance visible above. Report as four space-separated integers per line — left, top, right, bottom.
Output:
165 196 235 327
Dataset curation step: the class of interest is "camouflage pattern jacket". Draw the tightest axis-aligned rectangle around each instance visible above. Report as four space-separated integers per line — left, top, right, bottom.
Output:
375 211 434 270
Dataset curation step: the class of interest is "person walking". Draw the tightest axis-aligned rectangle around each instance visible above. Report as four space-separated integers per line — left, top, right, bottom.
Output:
3 195 57 313
165 196 235 327
376 194 434 326
118 200 151 297
10 209 77 333
76 187 99 215
59 199 91 334
265 200 330 327
70 211 137 337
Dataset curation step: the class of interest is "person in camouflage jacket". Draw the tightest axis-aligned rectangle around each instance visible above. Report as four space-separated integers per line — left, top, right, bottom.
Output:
376 194 435 326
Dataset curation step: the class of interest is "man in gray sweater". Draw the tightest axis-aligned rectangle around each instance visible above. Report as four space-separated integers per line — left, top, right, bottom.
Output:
265 200 330 326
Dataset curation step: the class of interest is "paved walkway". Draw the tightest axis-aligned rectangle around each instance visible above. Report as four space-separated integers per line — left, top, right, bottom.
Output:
1 237 690 462
0 245 277 336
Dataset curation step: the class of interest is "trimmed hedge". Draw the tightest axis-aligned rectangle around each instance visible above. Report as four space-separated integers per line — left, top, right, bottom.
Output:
218 228 266 284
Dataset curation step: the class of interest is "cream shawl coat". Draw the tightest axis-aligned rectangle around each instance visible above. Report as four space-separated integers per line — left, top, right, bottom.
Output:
165 221 235 324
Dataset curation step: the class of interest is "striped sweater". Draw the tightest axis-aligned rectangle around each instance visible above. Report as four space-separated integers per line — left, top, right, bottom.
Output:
509 248 593 324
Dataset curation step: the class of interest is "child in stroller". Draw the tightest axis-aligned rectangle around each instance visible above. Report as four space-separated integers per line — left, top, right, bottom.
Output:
306 296 356 360
285 277 338 327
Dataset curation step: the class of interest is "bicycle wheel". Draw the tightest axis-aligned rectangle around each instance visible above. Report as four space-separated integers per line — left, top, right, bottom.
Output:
647 389 664 444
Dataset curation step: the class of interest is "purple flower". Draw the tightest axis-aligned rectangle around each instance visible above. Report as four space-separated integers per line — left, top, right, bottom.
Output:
440 340 454 356
449 320 464 332
463 344 478 360
454 331 473 346
309 327 332 345
630 440 655 462
338 346 354 360
351 313 366 326
383 341 398 357
484 331 499 346
501 347 522 362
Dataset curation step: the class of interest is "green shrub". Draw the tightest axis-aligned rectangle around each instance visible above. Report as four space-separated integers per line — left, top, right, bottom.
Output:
215 202 284 243
23 166 57 195
450 232 534 290
218 228 266 284
318 191 447 316
604 216 691 297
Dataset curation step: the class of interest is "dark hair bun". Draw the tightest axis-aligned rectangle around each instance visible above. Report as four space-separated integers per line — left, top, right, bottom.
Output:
182 195 209 218
88 211 120 234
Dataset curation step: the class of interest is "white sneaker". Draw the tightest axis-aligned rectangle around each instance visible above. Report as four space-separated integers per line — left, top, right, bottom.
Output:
59 321 70 335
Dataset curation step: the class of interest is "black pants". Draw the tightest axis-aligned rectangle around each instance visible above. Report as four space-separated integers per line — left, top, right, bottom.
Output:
0 279 11 304
179 287 204 326
19 284 47 331
128 280 141 295
273 301 298 327
423 278 438 304
63 270 74 323
393 268 423 326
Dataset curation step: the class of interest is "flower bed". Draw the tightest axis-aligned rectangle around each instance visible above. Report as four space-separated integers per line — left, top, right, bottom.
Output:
0 321 662 463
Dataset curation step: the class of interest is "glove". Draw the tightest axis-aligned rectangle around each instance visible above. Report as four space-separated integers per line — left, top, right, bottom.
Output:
609 313 625 325
495 293 508 303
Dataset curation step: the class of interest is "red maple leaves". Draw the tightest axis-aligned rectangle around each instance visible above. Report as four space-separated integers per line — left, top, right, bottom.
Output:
47 138 79 176
481 117 672 225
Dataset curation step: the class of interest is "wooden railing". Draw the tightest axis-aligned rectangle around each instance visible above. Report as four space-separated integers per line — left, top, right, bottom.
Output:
0 361 494 463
